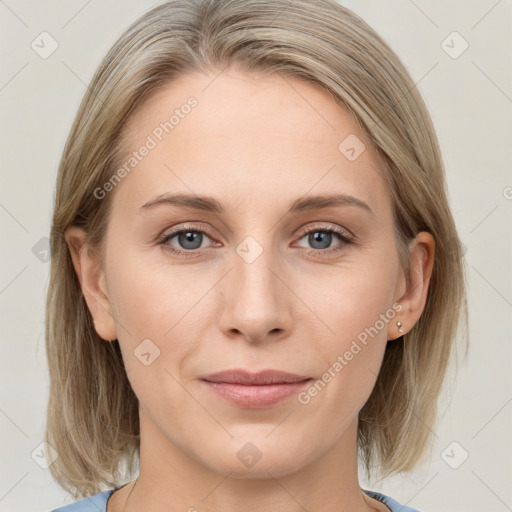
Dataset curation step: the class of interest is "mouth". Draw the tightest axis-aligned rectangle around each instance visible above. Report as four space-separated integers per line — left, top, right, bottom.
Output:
200 368 312 385
200 369 313 408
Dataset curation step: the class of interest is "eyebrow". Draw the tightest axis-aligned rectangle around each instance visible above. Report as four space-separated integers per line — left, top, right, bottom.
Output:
139 193 373 216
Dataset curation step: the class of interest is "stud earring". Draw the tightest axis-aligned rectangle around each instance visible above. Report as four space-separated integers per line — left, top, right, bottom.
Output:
396 321 403 333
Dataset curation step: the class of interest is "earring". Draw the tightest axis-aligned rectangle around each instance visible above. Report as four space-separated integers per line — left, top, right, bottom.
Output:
396 321 403 333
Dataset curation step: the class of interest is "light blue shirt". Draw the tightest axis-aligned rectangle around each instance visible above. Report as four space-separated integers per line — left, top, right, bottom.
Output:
49 488 421 511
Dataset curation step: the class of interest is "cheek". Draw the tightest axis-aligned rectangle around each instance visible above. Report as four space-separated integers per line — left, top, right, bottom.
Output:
310 257 398 345
107 243 202 334
104 246 209 385
107 264 204 414
298 251 399 409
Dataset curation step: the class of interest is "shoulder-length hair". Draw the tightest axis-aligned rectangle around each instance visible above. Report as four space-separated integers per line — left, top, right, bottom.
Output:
45 0 468 499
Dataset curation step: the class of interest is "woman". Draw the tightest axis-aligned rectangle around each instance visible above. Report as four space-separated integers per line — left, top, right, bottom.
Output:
45 0 467 510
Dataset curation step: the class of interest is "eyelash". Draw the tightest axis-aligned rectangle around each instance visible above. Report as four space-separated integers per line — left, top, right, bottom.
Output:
157 223 354 258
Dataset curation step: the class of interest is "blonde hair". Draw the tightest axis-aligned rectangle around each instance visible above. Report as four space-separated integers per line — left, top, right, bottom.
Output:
46 0 468 499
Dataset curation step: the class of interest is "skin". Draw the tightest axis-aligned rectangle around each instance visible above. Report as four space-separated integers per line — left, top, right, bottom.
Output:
66 68 435 512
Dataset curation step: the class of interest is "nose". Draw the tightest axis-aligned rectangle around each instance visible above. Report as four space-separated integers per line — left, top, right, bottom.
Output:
218 242 293 344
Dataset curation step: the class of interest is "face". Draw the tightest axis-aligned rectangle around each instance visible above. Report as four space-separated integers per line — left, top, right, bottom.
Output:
81 68 412 479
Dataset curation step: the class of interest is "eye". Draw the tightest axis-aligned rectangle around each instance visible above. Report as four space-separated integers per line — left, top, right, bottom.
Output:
157 222 354 258
158 224 218 257
294 224 353 256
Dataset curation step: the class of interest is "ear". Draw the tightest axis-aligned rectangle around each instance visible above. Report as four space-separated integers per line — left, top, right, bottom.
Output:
388 231 435 341
64 226 117 342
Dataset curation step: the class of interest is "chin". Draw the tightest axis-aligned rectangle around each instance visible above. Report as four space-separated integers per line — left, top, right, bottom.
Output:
199 439 312 480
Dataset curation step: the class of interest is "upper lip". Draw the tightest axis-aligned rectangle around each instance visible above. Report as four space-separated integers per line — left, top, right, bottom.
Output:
201 369 312 385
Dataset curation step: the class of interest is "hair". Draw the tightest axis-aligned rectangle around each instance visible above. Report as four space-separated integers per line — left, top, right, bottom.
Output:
45 0 468 499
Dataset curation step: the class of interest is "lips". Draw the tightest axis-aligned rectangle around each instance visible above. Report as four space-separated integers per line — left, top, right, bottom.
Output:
200 369 312 385
200 369 313 408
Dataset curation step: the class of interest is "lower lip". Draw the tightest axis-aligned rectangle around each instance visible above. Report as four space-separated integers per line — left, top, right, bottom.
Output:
201 379 313 408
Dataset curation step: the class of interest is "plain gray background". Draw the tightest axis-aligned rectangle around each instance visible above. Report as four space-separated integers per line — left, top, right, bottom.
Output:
1 0 511 511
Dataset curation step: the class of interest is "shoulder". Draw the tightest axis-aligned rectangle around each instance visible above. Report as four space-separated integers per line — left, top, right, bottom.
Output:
49 490 114 512
363 489 422 512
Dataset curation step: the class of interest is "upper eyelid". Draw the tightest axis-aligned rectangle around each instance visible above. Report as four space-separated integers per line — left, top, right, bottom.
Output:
161 223 216 240
295 222 353 239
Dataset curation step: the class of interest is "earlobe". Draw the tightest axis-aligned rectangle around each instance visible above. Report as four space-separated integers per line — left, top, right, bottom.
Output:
64 226 117 342
388 231 435 341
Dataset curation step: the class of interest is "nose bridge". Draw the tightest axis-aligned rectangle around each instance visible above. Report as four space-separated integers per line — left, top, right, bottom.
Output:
219 234 290 341
236 239 277 301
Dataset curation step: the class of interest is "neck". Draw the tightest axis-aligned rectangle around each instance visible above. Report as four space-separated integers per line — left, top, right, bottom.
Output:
108 408 385 512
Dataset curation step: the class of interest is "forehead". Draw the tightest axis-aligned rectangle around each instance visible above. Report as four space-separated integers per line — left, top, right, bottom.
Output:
111 69 390 219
